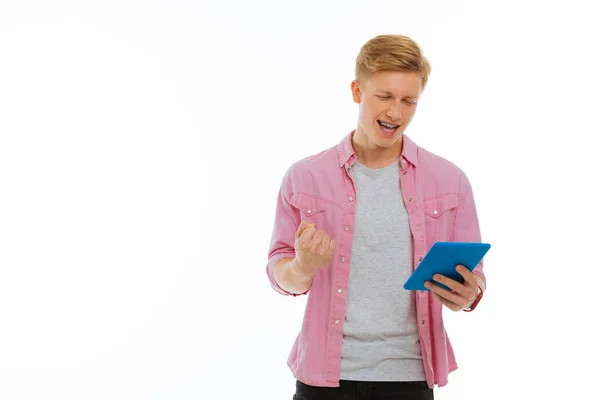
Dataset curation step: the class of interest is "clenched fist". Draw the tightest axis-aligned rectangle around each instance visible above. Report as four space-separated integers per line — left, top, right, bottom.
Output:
294 221 337 276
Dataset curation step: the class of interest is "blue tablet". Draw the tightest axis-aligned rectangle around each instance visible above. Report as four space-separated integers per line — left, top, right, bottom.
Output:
403 241 491 291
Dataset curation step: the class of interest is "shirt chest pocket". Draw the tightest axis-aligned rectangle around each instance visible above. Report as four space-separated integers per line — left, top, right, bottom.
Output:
423 193 459 241
289 193 330 229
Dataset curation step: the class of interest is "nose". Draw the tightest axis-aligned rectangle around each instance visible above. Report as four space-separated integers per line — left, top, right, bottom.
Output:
386 102 402 122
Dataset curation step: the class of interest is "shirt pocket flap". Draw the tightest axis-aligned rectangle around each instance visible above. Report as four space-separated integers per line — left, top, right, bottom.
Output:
424 193 459 218
290 193 327 217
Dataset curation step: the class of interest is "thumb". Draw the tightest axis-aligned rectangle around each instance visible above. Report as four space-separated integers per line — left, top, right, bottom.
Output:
296 221 316 238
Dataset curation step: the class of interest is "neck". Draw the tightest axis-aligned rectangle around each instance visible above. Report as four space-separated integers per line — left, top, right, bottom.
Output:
351 127 403 169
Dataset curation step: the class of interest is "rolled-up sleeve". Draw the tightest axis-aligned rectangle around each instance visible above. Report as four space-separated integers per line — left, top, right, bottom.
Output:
452 172 487 288
266 169 303 296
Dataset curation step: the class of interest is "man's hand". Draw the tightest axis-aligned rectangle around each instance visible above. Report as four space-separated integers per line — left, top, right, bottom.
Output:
294 221 336 276
424 265 480 312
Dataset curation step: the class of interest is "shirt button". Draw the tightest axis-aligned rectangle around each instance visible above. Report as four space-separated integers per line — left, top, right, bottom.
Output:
338 288 343 293
433 210 438 215
408 197 412 202
344 226 350 231
335 319 340 324
421 320 426 325
306 209 312 214
419 257 423 261
348 196 354 202
416 226 420 231
341 257 347 263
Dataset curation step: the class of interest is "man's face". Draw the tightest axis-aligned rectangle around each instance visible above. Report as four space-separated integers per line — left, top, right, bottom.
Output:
351 70 422 148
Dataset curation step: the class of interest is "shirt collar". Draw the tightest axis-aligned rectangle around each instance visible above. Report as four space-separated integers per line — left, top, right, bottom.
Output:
336 130 419 168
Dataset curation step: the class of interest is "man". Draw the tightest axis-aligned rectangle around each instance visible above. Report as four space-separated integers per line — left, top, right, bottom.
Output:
266 34 487 400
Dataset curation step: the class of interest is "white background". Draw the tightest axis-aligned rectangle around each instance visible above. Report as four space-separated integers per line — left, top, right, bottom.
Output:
1 1 599 399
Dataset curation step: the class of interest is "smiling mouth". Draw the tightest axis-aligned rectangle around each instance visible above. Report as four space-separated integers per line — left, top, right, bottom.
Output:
378 120 400 133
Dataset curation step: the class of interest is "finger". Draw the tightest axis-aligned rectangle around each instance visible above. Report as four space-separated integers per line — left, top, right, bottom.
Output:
425 281 465 305
296 221 316 238
328 239 336 254
299 226 317 245
321 234 331 246
431 291 462 312
316 236 330 256
431 273 470 297
296 221 309 238
310 230 325 252
456 265 478 287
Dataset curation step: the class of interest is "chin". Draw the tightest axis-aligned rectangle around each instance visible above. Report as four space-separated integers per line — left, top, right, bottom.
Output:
372 131 402 148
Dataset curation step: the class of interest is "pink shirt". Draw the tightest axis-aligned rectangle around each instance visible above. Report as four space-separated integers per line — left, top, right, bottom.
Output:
266 131 486 388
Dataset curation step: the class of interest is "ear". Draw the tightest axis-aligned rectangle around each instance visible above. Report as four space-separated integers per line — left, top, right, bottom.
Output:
350 80 362 104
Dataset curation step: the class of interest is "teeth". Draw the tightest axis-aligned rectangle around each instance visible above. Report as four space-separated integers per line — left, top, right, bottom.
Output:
380 121 398 129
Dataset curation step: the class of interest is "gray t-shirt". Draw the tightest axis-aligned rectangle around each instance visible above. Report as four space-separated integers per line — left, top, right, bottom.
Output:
339 158 426 382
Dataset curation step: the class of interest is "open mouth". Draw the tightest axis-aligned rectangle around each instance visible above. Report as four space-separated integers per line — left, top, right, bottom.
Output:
378 120 400 135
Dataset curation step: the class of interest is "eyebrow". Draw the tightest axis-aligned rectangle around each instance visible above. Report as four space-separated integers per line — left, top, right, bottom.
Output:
377 91 418 99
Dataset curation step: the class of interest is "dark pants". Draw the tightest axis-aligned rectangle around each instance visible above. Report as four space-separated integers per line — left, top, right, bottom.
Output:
293 379 434 400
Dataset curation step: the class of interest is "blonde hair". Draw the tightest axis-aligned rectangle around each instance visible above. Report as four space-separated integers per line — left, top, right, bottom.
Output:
355 34 431 89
